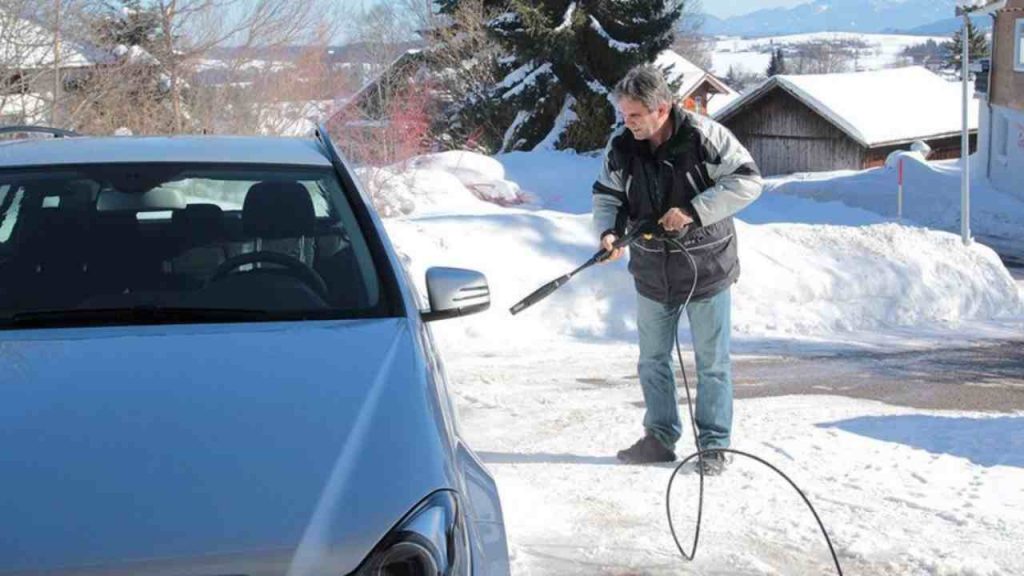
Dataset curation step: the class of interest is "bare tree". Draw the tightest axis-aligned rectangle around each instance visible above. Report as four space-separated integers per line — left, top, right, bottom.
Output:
149 0 338 133
328 1 433 163
723 64 764 93
790 40 856 75
56 0 342 136
0 0 84 129
418 0 506 152
673 0 713 70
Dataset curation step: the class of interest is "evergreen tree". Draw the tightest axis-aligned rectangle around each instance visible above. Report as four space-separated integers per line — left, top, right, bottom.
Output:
459 0 685 153
436 0 507 16
75 0 180 134
93 0 165 54
766 48 787 76
943 19 989 73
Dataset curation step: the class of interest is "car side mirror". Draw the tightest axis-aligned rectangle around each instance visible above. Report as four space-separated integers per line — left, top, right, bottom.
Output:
422 267 490 323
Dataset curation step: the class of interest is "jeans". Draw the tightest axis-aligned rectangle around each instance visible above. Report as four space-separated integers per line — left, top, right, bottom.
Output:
636 288 733 451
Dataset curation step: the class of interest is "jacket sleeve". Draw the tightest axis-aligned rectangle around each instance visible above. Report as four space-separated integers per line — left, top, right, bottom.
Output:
690 117 763 226
592 131 629 239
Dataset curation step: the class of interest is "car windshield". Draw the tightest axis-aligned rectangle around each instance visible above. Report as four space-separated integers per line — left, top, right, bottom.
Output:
0 163 390 328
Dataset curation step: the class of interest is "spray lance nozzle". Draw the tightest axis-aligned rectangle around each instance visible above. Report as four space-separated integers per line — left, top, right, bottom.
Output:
509 220 678 316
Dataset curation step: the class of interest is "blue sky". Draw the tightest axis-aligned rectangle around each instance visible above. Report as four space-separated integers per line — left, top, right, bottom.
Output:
705 0 808 19
358 0 812 21
344 0 812 40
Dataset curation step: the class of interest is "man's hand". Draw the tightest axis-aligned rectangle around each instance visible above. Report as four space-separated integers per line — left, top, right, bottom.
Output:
658 207 694 232
600 234 625 263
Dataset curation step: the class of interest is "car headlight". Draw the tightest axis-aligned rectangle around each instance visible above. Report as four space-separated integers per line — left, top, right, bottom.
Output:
357 491 470 576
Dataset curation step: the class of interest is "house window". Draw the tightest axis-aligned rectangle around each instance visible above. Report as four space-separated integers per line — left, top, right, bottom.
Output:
994 113 1009 160
1017 19 1024 72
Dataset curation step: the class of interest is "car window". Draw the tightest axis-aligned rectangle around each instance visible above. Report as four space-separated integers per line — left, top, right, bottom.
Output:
0 164 392 328
0 184 22 244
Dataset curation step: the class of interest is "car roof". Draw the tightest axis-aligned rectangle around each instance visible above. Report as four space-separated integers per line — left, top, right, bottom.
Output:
0 135 335 169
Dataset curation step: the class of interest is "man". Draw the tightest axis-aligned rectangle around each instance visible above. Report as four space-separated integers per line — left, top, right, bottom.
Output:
593 65 762 473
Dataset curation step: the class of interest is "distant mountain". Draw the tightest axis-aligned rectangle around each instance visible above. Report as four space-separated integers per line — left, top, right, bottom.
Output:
901 15 992 36
206 42 425 65
702 0 961 37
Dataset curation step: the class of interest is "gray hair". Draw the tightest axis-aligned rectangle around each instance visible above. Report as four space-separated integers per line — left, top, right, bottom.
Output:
613 65 675 111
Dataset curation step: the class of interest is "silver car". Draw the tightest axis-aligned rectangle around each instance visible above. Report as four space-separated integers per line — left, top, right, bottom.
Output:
0 127 509 575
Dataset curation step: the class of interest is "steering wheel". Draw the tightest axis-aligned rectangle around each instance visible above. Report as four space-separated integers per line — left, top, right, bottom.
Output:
207 251 329 300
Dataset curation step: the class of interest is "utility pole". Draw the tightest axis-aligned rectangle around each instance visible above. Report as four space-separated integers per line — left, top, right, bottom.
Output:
53 0 61 127
953 2 989 247
960 7 971 246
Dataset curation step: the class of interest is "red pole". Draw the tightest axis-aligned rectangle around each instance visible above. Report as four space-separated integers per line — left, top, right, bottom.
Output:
897 157 904 220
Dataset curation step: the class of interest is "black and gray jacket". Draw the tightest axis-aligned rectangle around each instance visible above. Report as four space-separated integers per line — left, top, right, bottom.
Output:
593 106 763 306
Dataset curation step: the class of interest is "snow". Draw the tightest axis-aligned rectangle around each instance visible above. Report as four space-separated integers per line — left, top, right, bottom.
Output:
706 91 741 115
711 32 951 77
500 63 554 100
535 95 578 151
496 63 535 90
0 15 98 69
588 16 640 52
656 50 738 104
355 152 524 218
0 94 47 124
363 148 1023 574
555 3 577 32
113 44 159 66
502 111 531 151
375 150 1020 352
653 50 740 115
447 352 1024 575
766 150 1024 247
256 100 333 137
716 67 980 147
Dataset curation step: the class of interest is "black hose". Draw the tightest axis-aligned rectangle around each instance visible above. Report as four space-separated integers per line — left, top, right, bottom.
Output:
506 222 845 573
662 237 844 576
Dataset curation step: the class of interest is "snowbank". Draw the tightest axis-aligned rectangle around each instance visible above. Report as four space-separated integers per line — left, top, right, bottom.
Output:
766 151 1024 247
357 151 525 218
378 150 1023 352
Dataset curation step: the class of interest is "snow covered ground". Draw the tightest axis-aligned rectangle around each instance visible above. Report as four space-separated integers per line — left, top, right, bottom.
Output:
711 33 949 78
766 151 1024 256
367 149 1024 574
448 347 1024 575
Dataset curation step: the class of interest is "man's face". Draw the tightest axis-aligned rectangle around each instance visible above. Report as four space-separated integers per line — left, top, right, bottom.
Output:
617 97 670 141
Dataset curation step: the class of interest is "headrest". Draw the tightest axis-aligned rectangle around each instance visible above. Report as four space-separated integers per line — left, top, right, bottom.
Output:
171 204 224 243
242 181 316 239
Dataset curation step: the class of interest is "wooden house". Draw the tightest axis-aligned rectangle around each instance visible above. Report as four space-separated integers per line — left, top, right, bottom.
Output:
656 50 738 116
713 66 979 176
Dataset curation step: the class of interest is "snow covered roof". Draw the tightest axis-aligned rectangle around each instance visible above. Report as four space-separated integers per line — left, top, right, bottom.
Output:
714 66 980 148
966 0 1007 15
656 50 736 101
0 13 104 69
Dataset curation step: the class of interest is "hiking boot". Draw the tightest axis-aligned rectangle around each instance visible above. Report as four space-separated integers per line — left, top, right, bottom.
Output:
697 451 729 476
616 434 676 464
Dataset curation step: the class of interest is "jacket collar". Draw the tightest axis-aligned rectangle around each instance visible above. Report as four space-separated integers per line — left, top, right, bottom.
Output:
612 105 691 159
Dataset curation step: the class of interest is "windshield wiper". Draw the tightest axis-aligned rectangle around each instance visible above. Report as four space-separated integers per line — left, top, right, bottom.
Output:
3 306 276 328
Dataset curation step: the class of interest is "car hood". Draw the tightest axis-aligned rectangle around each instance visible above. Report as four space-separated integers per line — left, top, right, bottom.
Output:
0 319 455 575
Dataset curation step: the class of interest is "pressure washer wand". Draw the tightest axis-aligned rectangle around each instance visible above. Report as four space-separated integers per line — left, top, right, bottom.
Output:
509 222 656 316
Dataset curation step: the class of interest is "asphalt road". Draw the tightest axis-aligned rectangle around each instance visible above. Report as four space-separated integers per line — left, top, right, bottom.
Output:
732 339 1024 412
729 262 1024 413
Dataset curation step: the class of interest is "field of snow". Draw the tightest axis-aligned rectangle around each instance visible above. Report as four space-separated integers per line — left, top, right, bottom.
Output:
711 32 949 77
367 149 1024 575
